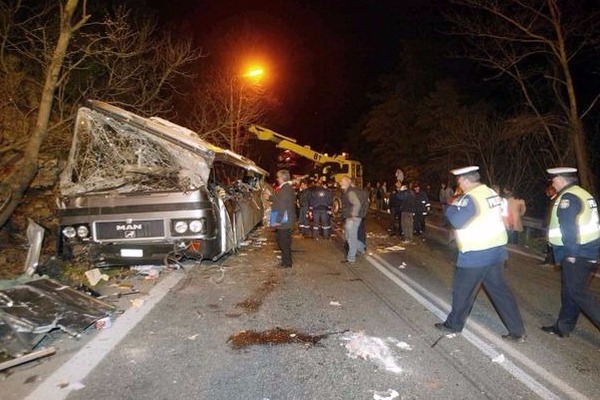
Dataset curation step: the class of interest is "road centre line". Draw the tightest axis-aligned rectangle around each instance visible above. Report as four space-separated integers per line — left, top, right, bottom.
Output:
25 270 185 400
366 253 588 400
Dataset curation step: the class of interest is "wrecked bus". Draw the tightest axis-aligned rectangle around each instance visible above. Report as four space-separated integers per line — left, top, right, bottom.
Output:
57 100 267 266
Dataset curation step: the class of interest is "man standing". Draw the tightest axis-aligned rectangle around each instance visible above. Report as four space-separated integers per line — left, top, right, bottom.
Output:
435 166 526 342
297 180 312 237
270 169 297 268
309 177 333 239
541 167 600 337
413 183 430 236
340 175 365 263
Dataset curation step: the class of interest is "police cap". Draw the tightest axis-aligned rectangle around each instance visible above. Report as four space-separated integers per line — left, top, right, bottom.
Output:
546 167 577 178
450 166 479 176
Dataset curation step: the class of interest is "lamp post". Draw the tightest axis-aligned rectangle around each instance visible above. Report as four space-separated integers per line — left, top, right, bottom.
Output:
229 67 264 154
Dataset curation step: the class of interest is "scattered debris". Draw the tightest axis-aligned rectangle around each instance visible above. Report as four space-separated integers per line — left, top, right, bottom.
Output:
23 219 44 276
0 278 114 357
431 332 458 348
84 268 109 286
329 301 341 306
130 298 145 309
187 334 199 340
373 389 400 400
0 347 56 372
130 265 161 279
342 331 404 374
492 353 505 363
58 381 85 390
383 245 406 252
94 317 112 330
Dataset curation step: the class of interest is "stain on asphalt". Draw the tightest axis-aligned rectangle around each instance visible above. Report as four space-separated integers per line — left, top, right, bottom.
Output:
228 327 329 349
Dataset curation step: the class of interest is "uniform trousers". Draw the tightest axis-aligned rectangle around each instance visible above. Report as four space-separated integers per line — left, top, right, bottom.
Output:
276 228 292 267
312 209 331 238
445 262 525 336
298 206 311 236
555 258 600 334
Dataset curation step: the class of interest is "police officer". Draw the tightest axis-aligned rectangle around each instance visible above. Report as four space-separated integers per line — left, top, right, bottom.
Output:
413 183 430 236
309 176 333 239
297 180 312 237
541 167 600 337
435 166 526 342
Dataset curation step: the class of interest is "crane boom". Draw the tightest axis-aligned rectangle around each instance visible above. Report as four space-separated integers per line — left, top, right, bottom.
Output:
248 125 350 166
247 124 363 188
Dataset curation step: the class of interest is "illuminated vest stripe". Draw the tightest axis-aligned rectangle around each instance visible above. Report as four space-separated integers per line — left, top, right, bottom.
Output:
548 185 600 246
455 185 507 252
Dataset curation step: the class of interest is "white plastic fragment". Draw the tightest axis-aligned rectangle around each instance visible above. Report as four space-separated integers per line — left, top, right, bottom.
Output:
329 301 341 306
373 389 399 400
187 334 199 340
342 331 403 374
394 341 412 351
492 353 505 363
85 268 109 286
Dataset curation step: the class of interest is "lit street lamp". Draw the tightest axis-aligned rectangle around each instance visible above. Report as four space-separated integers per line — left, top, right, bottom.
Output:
230 67 265 154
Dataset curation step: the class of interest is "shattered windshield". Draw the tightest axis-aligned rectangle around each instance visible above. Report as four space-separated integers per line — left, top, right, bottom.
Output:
59 107 212 196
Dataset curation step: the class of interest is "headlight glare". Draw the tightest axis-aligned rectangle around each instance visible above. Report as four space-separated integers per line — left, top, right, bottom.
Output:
76 225 89 238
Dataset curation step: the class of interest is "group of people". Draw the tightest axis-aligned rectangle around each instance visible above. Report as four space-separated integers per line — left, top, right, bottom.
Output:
267 170 369 267
268 165 600 342
436 166 600 342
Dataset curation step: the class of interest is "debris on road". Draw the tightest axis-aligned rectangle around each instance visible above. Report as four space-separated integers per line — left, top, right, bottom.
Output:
329 301 341 306
373 388 400 400
0 347 56 372
342 331 403 374
84 268 109 286
0 278 114 358
492 353 505 363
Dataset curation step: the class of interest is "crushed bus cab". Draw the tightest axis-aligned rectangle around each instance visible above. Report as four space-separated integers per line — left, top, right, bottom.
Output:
57 100 268 267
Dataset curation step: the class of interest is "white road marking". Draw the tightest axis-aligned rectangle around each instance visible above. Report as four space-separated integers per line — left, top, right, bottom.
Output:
25 271 185 400
367 253 588 400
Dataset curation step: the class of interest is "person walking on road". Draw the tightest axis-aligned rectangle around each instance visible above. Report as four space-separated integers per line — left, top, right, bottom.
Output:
435 166 526 342
269 169 297 268
541 167 600 338
340 175 365 263
502 186 527 245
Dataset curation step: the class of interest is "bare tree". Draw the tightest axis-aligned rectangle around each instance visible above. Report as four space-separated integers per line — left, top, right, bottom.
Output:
447 0 600 192
0 1 202 227
188 67 271 154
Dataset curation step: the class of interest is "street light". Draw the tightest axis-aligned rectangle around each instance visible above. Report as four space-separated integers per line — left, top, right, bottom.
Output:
230 67 265 154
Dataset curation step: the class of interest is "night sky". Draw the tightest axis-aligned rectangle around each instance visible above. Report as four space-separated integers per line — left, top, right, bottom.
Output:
144 0 444 152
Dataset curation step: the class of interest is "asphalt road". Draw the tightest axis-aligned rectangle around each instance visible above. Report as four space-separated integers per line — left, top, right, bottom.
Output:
4 210 600 399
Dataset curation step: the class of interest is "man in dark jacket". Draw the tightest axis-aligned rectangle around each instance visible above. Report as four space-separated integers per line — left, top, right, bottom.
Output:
269 169 297 268
413 183 430 236
309 177 333 239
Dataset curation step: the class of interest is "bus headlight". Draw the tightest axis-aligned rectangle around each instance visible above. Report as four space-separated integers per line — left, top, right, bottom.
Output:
189 219 203 233
174 221 188 234
77 225 89 238
62 226 76 238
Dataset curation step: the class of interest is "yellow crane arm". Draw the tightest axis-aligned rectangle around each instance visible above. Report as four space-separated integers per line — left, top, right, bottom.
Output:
248 124 346 166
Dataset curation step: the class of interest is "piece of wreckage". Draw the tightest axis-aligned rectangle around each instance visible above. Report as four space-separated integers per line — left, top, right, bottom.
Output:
56 100 269 267
0 220 114 368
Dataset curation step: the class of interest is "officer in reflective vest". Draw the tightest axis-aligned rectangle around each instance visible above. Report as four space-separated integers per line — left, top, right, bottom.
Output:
435 166 526 342
541 167 600 338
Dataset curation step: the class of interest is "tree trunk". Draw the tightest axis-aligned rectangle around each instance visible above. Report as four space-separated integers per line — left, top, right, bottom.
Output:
548 0 596 194
0 0 84 228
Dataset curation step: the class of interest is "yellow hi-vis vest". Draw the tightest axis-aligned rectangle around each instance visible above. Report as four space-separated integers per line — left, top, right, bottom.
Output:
455 185 507 252
548 185 600 246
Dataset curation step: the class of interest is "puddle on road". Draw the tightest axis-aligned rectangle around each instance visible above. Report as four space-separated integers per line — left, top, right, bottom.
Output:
228 327 329 349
